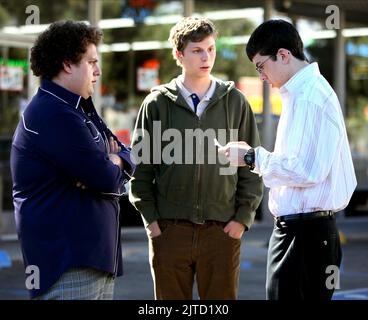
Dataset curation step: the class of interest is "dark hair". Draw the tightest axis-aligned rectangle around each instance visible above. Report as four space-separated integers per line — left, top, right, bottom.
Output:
246 19 306 61
30 20 102 80
168 17 218 65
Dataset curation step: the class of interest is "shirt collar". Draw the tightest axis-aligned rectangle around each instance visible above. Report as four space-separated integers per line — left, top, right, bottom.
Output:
280 62 320 95
40 78 82 109
175 75 217 101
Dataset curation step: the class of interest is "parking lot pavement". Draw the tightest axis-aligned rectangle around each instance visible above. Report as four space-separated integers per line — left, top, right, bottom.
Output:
1 216 368 300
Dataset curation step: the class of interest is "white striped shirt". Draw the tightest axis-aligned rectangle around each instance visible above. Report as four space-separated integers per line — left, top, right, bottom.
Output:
254 62 357 217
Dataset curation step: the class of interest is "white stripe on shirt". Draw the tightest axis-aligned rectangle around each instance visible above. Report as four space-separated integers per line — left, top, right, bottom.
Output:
254 62 357 217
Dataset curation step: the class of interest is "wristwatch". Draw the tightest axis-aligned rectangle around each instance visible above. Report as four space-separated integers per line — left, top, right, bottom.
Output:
243 148 255 170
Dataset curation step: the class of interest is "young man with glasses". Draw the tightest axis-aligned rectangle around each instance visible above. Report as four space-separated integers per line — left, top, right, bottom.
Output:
255 55 274 74
219 19 356 300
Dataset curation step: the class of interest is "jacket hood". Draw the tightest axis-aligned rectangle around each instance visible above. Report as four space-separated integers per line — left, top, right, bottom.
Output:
149 76 237 134
150 77 235 105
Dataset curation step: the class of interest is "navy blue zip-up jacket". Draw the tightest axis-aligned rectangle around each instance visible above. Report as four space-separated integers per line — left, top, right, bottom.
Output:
10 79 135 298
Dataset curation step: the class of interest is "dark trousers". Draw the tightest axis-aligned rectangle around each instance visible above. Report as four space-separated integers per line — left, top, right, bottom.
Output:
149 219 241 300
266 214 342 300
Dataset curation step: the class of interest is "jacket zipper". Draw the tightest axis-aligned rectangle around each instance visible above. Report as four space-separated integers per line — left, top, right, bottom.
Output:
196 118 203 223
113 199 120 275
196 163 202 221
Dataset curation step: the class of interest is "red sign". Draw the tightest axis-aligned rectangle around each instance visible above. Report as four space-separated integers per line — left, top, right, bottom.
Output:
129 0 156 9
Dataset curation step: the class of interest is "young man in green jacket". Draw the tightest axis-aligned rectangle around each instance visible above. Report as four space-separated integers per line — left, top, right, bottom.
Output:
129 17 263 300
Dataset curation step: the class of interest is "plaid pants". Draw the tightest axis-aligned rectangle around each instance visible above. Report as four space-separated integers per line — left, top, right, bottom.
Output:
34 268 115 300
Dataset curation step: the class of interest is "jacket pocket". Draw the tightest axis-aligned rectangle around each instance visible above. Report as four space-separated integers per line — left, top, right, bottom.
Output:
156 164 195 204
205 167 237 204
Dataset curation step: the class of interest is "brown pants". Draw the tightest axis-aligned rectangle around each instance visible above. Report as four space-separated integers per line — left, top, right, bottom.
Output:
149 219 241 300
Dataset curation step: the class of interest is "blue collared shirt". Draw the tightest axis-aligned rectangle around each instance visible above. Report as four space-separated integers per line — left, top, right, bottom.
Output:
11 79 136 298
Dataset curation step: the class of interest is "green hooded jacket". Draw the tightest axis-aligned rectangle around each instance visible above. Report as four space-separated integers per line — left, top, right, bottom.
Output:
129 77 263 229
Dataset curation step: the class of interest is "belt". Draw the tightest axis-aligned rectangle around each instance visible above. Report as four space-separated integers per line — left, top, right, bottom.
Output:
160 219 227 227
275 210 335 223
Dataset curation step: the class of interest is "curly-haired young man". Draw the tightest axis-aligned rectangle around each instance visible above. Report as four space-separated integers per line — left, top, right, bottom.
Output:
11 20 135 300
129 17 263 300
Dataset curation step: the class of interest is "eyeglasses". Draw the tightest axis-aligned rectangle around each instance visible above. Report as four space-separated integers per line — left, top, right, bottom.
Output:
255 55 273 74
